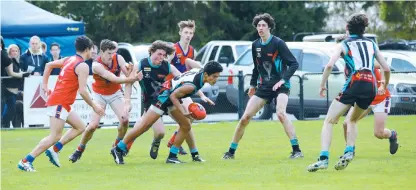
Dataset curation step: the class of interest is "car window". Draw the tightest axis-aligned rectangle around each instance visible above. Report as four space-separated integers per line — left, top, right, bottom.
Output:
301 53 327 72
195 46 206 62
209 46 219 61
235 45 250 58
134 49 148 62
218 45 235 63
235 50 253 66
391 58 416 71
289 49 302 63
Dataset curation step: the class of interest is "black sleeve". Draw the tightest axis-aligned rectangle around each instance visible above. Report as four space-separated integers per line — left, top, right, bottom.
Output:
19 54 28 72
249 43 259 87
1 50 12 76
40 55 48 75
278 40 299 81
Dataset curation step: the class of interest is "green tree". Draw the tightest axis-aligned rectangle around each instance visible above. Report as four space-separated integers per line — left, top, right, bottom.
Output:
380 1 416 40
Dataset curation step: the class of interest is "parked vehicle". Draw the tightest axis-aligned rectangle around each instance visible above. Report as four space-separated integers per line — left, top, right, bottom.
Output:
195 41 252 94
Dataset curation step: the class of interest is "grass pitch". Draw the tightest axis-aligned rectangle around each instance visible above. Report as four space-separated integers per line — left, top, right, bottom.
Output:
2 116 415 190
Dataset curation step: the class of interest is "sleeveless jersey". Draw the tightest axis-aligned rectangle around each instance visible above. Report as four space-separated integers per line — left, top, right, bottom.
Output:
171 42 195 73
46 54 84 111
341 35 378 91
162 69 204 98
92 54 121 95
139 57 171 102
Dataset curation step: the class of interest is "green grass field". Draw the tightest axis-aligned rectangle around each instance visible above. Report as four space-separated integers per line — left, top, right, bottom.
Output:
2 116 415 190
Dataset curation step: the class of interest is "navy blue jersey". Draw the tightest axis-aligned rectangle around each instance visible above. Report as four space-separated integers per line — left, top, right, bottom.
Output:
250 35 298 89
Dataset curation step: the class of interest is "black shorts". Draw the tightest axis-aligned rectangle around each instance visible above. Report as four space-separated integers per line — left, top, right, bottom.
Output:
254 86 290 104
336 70 376 110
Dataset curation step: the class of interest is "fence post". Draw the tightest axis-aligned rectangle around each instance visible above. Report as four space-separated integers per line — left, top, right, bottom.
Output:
238 70 244 119
299 75 304 120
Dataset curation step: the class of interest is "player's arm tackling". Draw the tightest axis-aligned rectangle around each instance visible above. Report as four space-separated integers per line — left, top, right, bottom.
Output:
77 63 105 116
169 84 195 116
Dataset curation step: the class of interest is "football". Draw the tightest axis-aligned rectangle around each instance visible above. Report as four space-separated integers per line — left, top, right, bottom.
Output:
188 103 206 120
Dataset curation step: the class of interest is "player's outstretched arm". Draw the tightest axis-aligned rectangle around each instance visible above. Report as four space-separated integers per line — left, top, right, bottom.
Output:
77 63 104 115
319 44 342 97
117 54 133 77
169 64 182 77
185 58 202 69
42 58 66 94
92 61 140 84
169 84 195 115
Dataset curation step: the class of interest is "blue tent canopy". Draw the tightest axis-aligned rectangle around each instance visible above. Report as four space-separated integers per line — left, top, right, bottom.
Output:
1 0 85 57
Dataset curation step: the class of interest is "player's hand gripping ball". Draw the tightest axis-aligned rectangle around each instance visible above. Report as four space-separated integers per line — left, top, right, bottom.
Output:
188 103 206 120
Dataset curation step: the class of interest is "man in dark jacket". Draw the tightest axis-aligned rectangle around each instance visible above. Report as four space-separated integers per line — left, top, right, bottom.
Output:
20 36 48 76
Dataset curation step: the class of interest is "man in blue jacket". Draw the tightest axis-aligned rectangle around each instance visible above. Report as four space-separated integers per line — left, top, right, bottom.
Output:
20 36 48 76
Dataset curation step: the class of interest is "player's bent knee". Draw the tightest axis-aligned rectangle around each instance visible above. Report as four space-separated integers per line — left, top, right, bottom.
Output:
154 132 165 140
179 124 191 132
120 118 129 126
373 130 384 139
240 114 252 126
276 110 286 122
87 123 100 131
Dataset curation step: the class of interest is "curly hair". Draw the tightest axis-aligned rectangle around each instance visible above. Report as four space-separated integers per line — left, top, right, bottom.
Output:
252 13 275 31
148 40 175 56
347 13 369 35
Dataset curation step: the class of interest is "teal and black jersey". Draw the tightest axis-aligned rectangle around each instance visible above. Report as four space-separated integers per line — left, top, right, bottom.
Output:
154 69 204 109
250 35 298 89
138 57 171 104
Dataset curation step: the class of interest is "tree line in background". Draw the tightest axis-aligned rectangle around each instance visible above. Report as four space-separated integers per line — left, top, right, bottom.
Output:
30 1 415 48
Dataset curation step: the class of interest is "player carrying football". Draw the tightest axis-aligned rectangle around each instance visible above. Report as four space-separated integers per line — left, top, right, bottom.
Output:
111 52 223 164
163 20 214 160
18 36 104 172
223 13 303 160
307 13 391 172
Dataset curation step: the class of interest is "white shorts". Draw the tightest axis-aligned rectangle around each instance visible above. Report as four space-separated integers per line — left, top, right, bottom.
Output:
370 97 391 113
46 105 70 121
93 90 124 105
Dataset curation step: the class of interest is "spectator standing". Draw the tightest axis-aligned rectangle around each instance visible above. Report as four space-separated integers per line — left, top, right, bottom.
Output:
20 36 48 76
49 43 63 75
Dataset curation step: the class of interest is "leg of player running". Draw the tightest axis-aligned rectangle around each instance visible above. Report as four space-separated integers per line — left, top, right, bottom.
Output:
111 106 161 164
307 100 350 172
372 98 398 154
222 96 266 159
181 97 198 157
68 101 105 163
342 107 369 150
150 117 165 159
51 112 88 158
166 108 192 164
109 97 130 149
47 111 87 167
334 102 366 171
18 115 66 171
276 93 303 159
167 97 195 155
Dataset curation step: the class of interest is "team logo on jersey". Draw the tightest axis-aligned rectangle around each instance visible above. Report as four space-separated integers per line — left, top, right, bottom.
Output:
256 48 262 58
177 54 182 59
144 67 151 78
